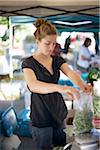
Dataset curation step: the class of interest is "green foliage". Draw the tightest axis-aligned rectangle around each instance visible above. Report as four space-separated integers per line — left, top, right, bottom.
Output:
1 30 9 41
0 17 8 25
87 67 100 84
0 17 9 41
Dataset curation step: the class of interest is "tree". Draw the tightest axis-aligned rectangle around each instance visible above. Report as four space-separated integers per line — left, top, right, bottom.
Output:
0 17 8 25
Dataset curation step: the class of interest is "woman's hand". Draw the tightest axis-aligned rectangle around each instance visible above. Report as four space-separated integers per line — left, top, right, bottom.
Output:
66 86 80 100
58 85 80 100
80 83 93 94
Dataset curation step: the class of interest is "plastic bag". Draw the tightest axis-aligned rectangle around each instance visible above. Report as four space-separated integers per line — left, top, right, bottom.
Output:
73 92 93 135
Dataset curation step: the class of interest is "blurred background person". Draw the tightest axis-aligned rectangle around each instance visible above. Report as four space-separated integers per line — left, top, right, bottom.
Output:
52 42 61 56
61 36 74 68
77 37 92 73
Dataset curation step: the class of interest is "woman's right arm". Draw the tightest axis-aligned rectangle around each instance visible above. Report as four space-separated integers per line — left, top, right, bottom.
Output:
23 68 80 99
81 55 91 61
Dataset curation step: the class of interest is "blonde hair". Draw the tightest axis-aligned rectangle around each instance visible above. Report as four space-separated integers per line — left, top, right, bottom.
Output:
34 18 57 41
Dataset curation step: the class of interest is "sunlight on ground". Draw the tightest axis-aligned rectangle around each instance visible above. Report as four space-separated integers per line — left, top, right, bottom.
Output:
0 81 25 101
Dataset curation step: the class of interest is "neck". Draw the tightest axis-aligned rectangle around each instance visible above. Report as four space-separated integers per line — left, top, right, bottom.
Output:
33 51 51 59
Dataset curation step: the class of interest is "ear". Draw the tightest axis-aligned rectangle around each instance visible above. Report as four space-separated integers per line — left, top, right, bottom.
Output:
36 39 40 44
36 39 38 43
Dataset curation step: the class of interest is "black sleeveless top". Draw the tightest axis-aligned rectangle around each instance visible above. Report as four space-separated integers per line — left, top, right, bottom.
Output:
22 56 68 128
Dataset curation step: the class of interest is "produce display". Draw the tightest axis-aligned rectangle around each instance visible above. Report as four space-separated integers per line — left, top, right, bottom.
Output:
93 95 100 117
92 80 100 129
92 95 100 129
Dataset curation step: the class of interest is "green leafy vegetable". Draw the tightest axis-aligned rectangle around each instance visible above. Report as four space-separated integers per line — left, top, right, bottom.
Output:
87 67 100 84
73 109 93 135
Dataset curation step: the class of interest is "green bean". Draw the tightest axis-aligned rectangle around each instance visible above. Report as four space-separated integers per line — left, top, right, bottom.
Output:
73 109 93 135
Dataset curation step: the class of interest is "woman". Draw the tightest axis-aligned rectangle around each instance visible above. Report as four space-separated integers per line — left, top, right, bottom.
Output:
77 37 92 73
51 42 61 56
22 19 91 150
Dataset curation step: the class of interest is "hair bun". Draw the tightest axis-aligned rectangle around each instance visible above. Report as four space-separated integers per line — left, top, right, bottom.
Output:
34 18 45 28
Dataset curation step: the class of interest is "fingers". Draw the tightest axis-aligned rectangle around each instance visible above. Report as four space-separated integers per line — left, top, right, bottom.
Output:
66 87 80 100
66 92 74 100
73 91 80 100
84 84 93 94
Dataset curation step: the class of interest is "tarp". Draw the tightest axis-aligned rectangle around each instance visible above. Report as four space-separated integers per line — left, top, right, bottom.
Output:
0 0 99 32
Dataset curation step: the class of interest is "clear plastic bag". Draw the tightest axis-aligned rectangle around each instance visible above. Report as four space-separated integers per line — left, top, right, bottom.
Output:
73 92 93 135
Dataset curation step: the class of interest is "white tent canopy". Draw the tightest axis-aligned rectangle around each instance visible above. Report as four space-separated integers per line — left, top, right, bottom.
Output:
0 0 99 32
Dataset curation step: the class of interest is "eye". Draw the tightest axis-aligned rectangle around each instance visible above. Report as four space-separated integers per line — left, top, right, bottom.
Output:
45 42 56 46
45 42 50 45
53 42 56 46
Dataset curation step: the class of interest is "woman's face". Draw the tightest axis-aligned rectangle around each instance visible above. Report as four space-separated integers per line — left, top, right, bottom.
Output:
37 35 57 56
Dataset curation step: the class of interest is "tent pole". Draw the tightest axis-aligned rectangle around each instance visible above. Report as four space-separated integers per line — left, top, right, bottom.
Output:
8 17 14 106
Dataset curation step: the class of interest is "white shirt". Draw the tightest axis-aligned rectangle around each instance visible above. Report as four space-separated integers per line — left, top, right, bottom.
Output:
77 45 91 69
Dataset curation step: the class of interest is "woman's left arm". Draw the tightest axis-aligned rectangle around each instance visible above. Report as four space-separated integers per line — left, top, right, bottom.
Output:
60 63 92 93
